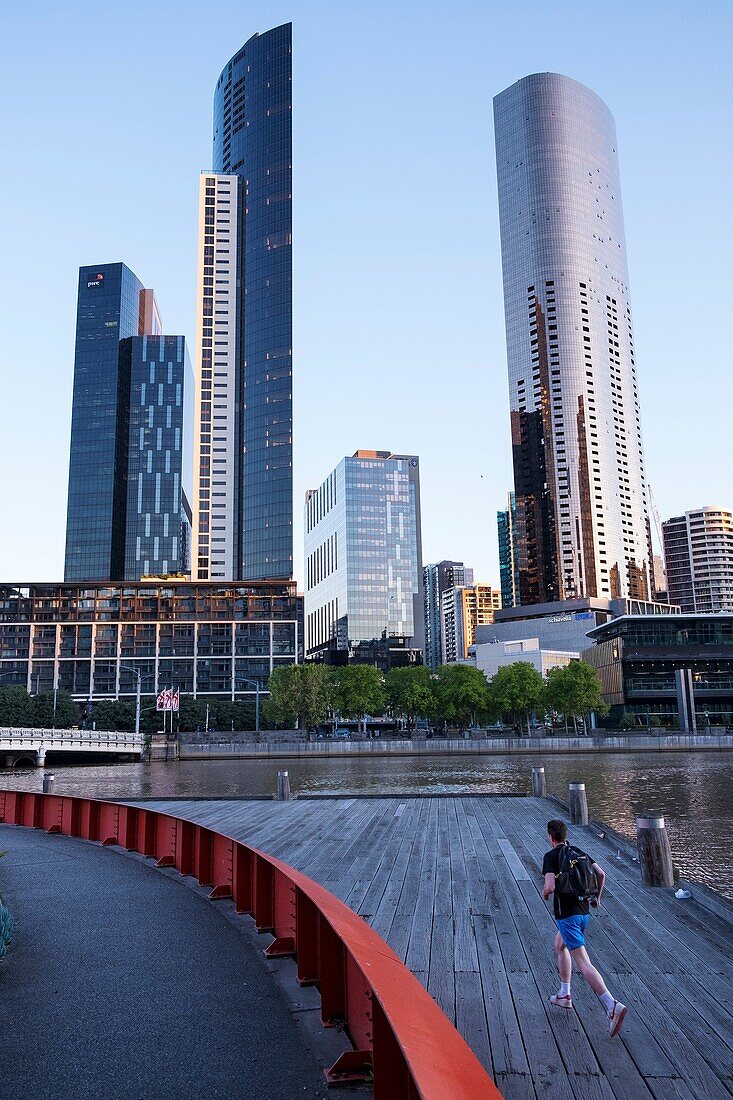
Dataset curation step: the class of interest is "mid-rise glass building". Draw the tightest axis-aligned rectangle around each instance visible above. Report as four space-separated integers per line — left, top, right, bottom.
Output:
304 452 424 668
497 492 520 609
422 561 474 669
494 75 652 606
195 23 292 582
64 264 192 581
662 508 733 613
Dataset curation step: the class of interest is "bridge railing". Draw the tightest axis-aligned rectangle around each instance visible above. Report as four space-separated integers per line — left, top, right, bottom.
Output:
0 789 501 1099
0 728 143 750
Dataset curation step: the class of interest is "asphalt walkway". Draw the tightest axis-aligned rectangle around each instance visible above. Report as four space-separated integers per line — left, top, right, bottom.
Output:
0 824 334 1099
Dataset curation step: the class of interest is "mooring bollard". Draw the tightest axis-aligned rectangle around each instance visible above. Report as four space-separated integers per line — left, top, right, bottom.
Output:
277 770 291 801
636 815 675 887
531 766 546 798
568 782 589 826
42 773 55 794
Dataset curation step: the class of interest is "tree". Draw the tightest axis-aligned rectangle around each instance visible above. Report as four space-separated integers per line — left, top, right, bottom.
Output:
30 690 80 730
488 662 544 735
385 666 434 730
85 699 136 731
0 686 35 728
331 666 385 735
264 664 333 731
432 664 492 731
544 661 607 734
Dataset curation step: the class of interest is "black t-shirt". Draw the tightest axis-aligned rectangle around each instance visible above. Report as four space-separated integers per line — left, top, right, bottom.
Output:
543 843 593 919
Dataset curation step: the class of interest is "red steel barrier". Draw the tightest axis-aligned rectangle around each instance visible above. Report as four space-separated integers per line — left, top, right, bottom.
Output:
0 790 502 1099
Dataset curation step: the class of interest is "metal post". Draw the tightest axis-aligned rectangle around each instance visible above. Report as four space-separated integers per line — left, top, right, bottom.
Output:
135 670 141 738
568 782 589 826
256 682 260 735
53 686 58 730
531 766 546 798
42 773 55 794
277 770 291 801
636 815 675 888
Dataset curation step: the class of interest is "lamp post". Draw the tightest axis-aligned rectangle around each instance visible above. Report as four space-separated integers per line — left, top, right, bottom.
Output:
239 677 261 735
119 665 142 737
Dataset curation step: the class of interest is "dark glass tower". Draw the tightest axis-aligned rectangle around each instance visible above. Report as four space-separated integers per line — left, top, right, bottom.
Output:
212 23 293 581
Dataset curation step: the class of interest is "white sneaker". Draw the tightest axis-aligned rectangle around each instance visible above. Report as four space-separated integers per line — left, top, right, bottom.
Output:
607 999 627 1037
549 993 573 1010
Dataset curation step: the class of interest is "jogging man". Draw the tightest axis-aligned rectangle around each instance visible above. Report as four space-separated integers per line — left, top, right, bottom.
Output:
542 818 627 1036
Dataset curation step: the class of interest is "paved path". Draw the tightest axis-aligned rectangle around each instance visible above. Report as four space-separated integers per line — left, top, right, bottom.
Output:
138 795 733 1100
0 824 334 1100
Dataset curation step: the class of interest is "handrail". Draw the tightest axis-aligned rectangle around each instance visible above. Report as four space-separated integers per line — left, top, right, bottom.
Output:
0 790 502 1099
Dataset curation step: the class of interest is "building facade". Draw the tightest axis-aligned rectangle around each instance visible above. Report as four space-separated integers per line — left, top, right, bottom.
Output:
64 264 191 582
0 582 299 701
195 23 292 582
497 492 520 609
473 637 578 681
494 74 652 606
304 451 424 667
423 561 474 669
662 508 733 613
441 584 502 663
583 614 733 728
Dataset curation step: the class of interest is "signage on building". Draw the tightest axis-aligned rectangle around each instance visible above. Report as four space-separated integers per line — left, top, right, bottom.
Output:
87 272 105 288
548 614 573 623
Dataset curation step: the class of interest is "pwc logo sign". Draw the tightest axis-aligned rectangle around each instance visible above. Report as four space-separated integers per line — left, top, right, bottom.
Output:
87 272 105 288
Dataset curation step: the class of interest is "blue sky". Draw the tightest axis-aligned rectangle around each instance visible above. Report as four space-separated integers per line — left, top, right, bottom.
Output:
1 0 730 585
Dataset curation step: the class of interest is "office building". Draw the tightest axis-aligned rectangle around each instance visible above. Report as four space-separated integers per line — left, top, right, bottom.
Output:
441 584 502 663
474 638 578 681
64 264 192 582
0 581 299 701
497 492 520 608
583 614 733 728
194 24 293 583
494 74 652 606
662 508 733 612
423 561 474 669
304 451 424 668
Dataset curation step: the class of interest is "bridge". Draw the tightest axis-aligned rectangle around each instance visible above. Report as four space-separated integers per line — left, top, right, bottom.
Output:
0 727 144 767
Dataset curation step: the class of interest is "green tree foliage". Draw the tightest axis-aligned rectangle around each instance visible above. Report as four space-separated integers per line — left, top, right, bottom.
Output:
0 685 35 728
432 664 492 731
263 664 333 731
385 666 434 729
331 665 386 733
30 690 80 730
488 662 544 735
86 699 136 731
544 661 608 733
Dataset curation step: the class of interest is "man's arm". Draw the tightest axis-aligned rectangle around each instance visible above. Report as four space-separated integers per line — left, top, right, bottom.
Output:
592 862 605 903
542 872 555 900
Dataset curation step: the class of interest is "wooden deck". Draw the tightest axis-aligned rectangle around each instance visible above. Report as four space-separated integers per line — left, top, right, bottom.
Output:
138 796 733 1099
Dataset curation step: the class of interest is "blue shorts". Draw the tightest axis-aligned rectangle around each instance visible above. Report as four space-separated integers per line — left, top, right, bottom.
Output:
556 914 590 950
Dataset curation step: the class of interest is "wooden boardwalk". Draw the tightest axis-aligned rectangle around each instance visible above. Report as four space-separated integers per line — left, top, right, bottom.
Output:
138 796 733 1099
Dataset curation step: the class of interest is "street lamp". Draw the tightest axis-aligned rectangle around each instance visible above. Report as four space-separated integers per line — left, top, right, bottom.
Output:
238 677 261 735
119 665 142 737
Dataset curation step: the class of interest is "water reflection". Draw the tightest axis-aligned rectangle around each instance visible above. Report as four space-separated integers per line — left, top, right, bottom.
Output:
2 752 732 898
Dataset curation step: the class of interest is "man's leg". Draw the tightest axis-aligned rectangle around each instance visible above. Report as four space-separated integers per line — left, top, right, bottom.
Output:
570 946 627 1035
549 930 573 1007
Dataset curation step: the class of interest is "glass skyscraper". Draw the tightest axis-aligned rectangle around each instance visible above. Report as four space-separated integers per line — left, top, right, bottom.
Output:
497 492 520 609
422 561 474 670
494 74 652 606
64 264 192 581
194 23 292 582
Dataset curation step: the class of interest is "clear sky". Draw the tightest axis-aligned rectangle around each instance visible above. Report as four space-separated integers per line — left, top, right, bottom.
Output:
1 0 730 587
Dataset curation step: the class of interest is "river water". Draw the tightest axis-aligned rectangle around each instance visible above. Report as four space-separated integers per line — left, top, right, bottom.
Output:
2 752 732 898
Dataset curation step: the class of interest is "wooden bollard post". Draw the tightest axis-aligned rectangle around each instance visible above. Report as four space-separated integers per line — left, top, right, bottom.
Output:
636 815 675 887
277 770 291 801
568 782 588 826
531 766 546 798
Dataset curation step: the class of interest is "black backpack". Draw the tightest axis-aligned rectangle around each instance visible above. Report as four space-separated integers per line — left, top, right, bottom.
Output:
555 844 599 901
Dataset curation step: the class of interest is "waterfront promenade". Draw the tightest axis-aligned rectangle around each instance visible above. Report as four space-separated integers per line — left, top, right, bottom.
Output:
0 824 337 1099
138 794 733 1099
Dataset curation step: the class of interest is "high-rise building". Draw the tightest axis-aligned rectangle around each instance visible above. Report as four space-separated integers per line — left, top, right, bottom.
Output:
194 24 293 583
64 264 192 581
662 508 733 613
494 74 651 607
441 584 502 664
423 561 474 669
497 492 520 609
304 451 424 668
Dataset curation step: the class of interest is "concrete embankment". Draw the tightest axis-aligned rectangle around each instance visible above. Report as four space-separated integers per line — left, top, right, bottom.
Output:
179 732 733 760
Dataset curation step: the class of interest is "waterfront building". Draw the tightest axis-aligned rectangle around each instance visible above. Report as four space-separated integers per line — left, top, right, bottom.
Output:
494 74 652 606
441 584 502 663
473 637 578 680
64 264 192 582
423 561 474 670
304 451 424 669
497 492 520 609
0 581 299 701
652 553 668 603
662 508 733 613
583 613 733 728
194 24 293 583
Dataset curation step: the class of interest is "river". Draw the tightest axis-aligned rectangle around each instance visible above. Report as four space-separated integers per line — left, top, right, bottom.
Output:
2 751 731 898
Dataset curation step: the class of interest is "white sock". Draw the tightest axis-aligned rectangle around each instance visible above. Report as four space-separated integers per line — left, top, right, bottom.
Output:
559 982 571 997
599 991 615 1013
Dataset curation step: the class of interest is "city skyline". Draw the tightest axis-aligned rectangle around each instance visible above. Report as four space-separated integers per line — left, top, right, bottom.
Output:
1 1 731 589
